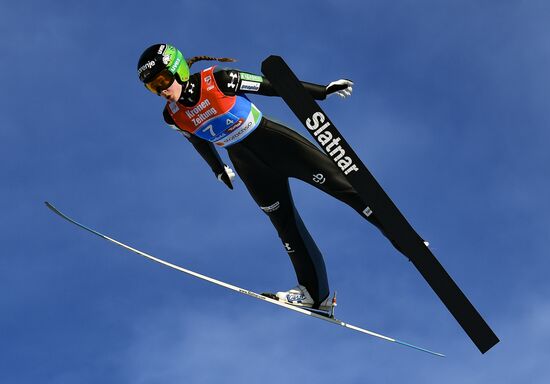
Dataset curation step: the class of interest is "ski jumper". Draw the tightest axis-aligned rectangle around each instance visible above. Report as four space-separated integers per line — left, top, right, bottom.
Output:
164 66 391 305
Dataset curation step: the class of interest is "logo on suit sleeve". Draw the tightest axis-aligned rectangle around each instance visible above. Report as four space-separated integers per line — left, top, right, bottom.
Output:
227 72 239 89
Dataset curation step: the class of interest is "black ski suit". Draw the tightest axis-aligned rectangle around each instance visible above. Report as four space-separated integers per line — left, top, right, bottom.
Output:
163 67 388 305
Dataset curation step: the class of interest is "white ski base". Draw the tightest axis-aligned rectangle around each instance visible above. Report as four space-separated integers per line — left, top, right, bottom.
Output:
45 201 445 358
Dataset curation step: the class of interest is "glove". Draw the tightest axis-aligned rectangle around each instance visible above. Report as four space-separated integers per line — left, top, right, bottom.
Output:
326 79 353 98
217 165 236 190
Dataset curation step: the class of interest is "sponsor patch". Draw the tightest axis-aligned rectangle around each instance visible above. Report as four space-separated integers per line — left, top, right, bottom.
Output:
138 60 155 75
240 73 263 82
260 201 280 213
240 80 260 92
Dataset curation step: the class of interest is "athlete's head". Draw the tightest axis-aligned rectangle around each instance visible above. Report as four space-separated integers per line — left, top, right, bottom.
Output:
137 43 190 98
137 43 237 101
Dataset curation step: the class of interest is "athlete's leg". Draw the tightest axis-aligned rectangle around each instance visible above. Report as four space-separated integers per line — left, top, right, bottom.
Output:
227 143 330 304
257 119 403 253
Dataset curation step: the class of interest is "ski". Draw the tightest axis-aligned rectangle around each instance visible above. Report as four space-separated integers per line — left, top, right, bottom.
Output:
45 201 444 358
261 55 499 354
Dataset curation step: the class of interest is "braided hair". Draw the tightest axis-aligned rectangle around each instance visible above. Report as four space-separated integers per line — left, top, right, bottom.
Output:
186 55 237 68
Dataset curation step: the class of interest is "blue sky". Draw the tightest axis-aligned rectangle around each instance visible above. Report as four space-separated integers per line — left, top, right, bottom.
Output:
1 0 549 382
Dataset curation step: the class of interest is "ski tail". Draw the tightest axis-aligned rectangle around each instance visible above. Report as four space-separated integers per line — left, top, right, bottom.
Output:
394 340 446 357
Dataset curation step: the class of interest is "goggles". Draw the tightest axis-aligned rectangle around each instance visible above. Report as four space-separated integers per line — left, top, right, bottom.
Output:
144 69 176 95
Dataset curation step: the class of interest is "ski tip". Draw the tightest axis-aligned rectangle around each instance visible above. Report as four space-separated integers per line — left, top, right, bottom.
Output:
44 201 55 211
44 201 62 215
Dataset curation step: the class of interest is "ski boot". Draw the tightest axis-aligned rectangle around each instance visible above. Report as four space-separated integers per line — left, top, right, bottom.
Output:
263 285 337 317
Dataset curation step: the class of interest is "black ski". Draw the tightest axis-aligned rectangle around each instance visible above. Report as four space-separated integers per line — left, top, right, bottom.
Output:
261 55 499 354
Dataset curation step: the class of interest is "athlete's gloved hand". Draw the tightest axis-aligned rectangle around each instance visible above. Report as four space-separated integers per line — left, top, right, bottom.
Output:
217 165 236 190
326 79 354 98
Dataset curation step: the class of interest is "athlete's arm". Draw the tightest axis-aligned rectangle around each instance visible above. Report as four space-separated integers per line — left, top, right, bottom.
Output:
213 68 349 100
163 107 232 188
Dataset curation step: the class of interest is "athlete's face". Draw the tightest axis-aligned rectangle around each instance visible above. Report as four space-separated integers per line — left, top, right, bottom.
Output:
160 80 183 102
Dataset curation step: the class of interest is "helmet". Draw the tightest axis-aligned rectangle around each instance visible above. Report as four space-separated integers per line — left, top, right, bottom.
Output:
137 43 190 94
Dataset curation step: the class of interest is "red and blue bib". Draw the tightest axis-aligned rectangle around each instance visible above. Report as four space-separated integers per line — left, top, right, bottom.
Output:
166 66 262 147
